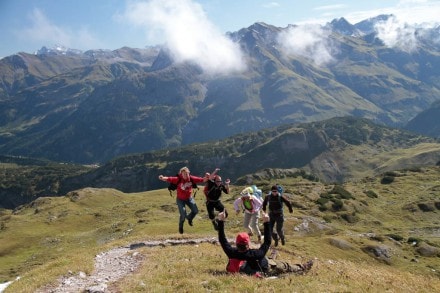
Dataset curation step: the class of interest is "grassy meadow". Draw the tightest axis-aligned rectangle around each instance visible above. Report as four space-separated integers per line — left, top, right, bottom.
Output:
1 167 440 292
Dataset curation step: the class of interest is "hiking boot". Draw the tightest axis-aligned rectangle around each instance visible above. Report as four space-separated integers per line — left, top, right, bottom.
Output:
274 237 279 247
179 226 184 234
300 260 314 274
281 238 285 246
188 218 193 226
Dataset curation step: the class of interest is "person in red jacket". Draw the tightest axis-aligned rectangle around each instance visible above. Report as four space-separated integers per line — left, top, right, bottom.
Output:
158 166 206 234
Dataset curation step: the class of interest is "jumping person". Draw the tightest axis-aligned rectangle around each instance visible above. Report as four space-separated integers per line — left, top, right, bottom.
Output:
204 168 230 230
158 166 206 234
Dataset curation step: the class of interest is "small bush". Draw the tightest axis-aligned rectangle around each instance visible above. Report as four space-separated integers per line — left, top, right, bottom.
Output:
332 199 344 211
381 176 395 184
417 202 435 212
331 185 354 199
340 212 359 223
385 234 404 241
319 205 328 212
370 235 385 242
364 190 378 198
322 215 333 222
407 237 422 245
316 197 330 205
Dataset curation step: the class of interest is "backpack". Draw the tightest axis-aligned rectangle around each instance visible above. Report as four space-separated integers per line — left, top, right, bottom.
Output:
226 258 247 273
267 193 283 214
267 193 283 205
251 185 263 199
227 259 264 278
168 174 199 197
276 184 284 195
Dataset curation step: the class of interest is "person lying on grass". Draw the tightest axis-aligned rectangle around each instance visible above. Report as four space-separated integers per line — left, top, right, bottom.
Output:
217 211 313 277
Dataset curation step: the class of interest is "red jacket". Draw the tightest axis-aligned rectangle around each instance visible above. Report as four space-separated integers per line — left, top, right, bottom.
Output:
168 175 205 200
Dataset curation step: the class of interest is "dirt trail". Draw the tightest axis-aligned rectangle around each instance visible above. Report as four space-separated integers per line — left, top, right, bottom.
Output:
36 237 218 293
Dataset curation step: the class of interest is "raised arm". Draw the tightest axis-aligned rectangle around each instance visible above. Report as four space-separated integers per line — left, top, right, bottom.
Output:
208 168 220 181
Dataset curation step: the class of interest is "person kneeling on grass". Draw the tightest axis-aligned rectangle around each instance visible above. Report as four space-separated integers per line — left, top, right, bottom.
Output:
217 211 313 277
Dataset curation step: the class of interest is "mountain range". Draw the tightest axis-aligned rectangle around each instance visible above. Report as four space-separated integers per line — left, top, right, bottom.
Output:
1 14 439 164
2 116 439 209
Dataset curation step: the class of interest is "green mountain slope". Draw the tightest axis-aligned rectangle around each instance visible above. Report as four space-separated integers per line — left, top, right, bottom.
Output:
1 166 439 291
59 117 440 195
1 19 439 163
1 117 439 209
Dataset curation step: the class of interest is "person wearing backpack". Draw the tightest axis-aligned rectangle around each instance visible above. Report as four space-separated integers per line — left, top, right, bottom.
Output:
262 185 293 246
158 166 206 234
217 211 313 277
233 187 263 243
204 168 230 231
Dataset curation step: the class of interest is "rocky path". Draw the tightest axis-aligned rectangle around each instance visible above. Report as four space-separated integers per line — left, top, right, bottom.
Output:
36 238 218 293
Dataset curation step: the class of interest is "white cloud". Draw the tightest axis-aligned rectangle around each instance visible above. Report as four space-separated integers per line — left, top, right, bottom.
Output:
277 24 336 66
375 15 419 52
19 8 103 51
21 9 73 47
344 0 440 25
121 0 246 74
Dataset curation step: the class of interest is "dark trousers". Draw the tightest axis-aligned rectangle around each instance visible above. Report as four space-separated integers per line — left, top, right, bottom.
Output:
206 200 225 220
269 213 284 241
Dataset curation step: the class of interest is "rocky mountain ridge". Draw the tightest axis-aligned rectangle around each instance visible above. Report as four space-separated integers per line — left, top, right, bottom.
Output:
0 15 439 163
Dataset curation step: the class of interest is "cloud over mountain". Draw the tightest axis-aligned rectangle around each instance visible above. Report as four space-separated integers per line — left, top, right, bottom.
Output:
122 0 245 74
277 24 336 66
374 15 419 52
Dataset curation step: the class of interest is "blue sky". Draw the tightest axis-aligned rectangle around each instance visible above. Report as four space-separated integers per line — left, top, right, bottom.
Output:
0 0 439 59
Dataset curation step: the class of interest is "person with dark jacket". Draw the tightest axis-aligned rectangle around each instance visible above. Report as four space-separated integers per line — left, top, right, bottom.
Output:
204 168 230 230
158 166 206 234
218 211 271 277
217 211 313 277
262 185 294 246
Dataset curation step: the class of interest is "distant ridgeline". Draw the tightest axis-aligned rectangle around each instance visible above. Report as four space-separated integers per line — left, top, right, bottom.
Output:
0 15 439 164
1 117 439 210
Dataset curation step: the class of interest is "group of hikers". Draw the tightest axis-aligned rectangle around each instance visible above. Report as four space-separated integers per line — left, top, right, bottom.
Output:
158 166 313 277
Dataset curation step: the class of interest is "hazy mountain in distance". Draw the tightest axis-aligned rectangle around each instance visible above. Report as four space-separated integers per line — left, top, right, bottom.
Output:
0 15 439 163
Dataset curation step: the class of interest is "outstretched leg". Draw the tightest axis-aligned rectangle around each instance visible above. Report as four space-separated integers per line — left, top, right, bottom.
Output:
268 260 314 276
243 212 253 235
186 197 198 226
176 198 187 234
